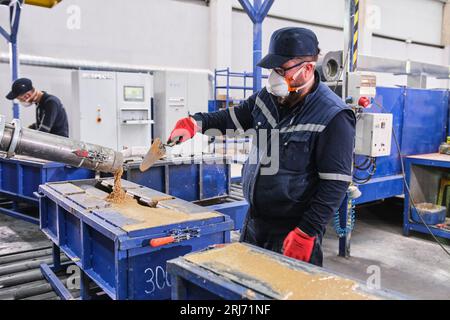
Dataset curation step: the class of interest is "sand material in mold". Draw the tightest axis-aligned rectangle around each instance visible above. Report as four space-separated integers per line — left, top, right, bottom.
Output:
110 197 220 231
185 243 379 300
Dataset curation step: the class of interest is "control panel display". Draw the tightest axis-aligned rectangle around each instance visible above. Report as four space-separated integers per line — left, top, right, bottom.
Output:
123 86 144 102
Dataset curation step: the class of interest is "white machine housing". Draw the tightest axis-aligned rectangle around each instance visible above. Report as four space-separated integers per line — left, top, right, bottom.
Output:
355 113 393 157
71 71 153 151
153 71 211 156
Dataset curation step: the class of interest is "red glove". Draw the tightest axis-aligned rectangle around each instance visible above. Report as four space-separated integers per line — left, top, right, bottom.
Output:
167 117 199 144
283 228 316 262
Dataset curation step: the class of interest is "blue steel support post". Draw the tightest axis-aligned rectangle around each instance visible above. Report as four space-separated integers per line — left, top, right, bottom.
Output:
9 1 22 119
52 243 61 272
339 0 357 258
214 69 217 110
253 8 262 93
80 269 91 300
238 0 274 93
0 1 23 119
338 194 351 257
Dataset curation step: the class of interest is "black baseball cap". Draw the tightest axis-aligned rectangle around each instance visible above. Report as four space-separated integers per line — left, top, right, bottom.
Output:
257 27 319 69
6 78 33 100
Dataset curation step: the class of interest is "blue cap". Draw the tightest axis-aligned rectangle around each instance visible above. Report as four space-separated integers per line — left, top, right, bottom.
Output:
257 27 319 69
6 78 33 100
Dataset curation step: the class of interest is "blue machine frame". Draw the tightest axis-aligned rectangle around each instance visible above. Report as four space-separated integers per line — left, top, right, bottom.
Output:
403 154 450 239
354 87 449 205
336 86 449 256
38 178 233 300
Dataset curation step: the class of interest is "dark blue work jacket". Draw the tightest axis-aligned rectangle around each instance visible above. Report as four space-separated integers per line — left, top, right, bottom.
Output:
242 82 353 223
193 73 355 236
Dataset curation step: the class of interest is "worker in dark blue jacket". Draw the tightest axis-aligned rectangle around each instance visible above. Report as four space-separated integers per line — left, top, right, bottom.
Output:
6 78 69 137
167 27 355 267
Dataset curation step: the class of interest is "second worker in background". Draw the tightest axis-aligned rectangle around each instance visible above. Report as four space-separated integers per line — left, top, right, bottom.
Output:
6 78 69 137
167 27 356 267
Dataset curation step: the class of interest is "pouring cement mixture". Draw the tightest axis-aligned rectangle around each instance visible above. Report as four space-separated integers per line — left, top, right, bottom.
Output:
106 167 126 204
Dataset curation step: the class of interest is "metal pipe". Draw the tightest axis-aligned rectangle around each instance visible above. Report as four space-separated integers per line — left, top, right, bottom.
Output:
0 278 69 300
0 269 44 288
0 248 52 266
22 291 59 300
0 256 69 277
0 117 123 173
0 52 214 77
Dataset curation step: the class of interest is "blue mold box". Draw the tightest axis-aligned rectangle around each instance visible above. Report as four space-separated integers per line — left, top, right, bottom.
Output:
0 156 95 224
0 156 95 201
411 203 446 225
123 155 231 202
167 243 406 300
38 178 233 300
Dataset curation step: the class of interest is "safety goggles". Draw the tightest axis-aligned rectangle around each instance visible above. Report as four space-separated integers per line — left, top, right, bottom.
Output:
273 60 313 77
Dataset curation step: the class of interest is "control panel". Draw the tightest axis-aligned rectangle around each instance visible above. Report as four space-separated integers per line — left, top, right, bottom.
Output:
355 113 393 157
347 72 377 108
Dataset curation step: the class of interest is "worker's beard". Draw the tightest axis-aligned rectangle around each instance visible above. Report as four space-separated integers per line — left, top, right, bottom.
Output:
277 91 302 107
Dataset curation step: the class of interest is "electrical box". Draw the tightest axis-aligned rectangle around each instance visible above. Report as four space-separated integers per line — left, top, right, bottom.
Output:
347 72 376 107
71 71 153 151
153 71 211 156
355 113 393 157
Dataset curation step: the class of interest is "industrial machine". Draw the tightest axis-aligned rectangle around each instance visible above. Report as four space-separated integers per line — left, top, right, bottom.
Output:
153 71 211 156
355 113 393 157
71 71 153 151
348 72 393 158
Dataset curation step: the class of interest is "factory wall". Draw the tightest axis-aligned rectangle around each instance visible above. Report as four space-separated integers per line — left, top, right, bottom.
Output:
0 0 449 123
0 0 211 123
0 0 211 68
231 0 449 90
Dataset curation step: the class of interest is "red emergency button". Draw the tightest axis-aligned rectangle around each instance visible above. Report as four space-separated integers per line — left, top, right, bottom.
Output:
358 97 371 108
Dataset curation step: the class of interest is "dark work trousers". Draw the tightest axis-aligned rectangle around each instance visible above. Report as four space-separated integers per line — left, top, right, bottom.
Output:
239 208 324 267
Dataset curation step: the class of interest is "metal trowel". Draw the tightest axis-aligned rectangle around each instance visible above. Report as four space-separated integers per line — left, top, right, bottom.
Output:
139 136 182 172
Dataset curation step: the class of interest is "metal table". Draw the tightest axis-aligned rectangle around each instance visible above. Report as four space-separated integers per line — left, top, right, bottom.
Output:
403 153 450 239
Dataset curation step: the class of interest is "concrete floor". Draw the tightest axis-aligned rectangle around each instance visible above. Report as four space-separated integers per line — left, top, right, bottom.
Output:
0 214 50 256
322 198 450 300
1 198 450 299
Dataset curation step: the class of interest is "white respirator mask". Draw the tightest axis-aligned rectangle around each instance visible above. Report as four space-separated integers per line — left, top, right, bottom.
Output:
15 98 33 108
266 62 316 98
19 101 33 108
